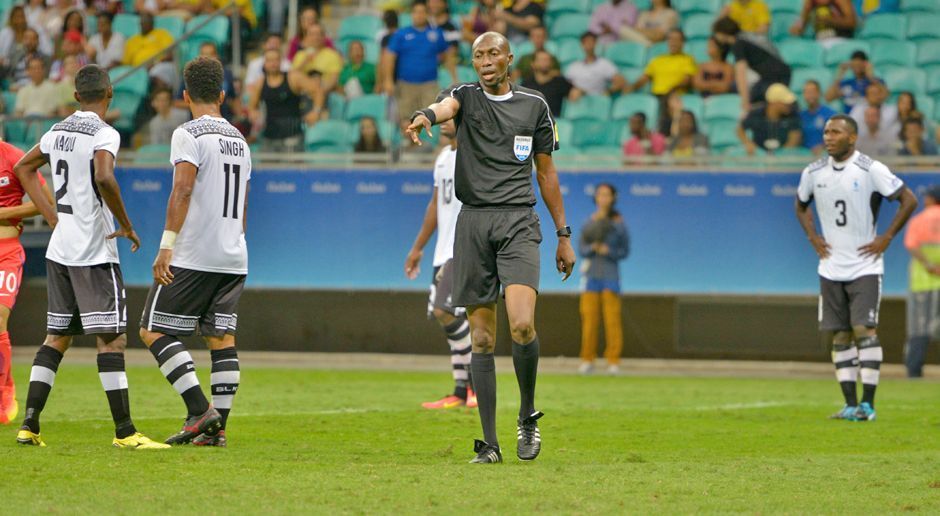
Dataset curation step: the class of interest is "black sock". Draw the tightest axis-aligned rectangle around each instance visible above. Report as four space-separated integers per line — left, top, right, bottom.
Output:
858 336 882 407
840 381 858 407
862 384 877 406
97 352 136 439
23 345 64 433
512 336 540 420
148 336 209 417
210 347 240 430
470 352 498 446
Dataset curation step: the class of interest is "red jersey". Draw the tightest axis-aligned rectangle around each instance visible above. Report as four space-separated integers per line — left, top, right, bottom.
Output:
0 142 45 228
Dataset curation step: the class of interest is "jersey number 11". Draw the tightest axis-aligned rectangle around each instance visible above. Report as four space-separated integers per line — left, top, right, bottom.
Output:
222 163 241 219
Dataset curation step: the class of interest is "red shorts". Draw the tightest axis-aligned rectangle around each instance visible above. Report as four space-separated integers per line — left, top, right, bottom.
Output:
0 238 25 310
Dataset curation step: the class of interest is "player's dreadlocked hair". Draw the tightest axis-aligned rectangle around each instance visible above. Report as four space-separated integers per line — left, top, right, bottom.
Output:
75 64 111 103
183 56 224 105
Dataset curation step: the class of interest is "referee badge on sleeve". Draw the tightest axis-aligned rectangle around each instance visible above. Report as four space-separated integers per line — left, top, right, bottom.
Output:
514 135 533 161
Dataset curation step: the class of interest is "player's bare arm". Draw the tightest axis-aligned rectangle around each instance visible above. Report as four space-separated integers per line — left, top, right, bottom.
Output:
535 152 575 280
405 186 439 279
0 181 53 222
858 187 918 258
795 197 831 259
153 161 197 286
12 145 56 227
405 96 461 145
93 149 139 252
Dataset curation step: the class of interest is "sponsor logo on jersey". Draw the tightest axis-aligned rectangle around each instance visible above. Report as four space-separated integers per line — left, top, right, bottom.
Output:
514 135 532 161
0 177 10 187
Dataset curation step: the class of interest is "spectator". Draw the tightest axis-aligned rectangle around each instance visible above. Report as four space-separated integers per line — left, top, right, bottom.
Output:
521 49 580 118
900 116 937 157
14 57 61 117
49 30 89 82
619 0 678 46
791 0 857 47
512 25 559 82
87 12 125 69
578 183 630 376
799 79 837 155
246 33 290 88
384 1 455 133
288 7 335 60
292 23 343 122
824 50 879 114
855 105 896 156
902 184 940 378
462 0 498 43
657 90 683 136
623 112 666 156
339 40 378 98
193 41 240 121
0 6 52 73
896 91 920 126
429 0 462 49
148 89 190 145
493 0 544 45
628 29 696 98
354 116 387 153
123 12 174 67
713 17 791 112
134 0 202 18
59 9 84 38
565 32 625 96
248 48 309 152
692 36 734 97
738 83 802 155
8 28 48 91
668 109 709 157
849 81 898 137
211 0 258 32
53 54 80 116
719 0 771 34
24 0 46 31
379 9 400 49
37 0 70 40
589 0 638 46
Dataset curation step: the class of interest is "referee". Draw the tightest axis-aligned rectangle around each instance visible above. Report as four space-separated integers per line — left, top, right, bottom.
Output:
406 31 576 464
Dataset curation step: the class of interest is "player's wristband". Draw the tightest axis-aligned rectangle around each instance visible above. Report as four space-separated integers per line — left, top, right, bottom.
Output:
556 226 572 238
410 108 437 125
159 230 178 250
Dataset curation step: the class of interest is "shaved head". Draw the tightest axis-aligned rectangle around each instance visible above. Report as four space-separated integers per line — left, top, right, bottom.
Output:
472 31 510 54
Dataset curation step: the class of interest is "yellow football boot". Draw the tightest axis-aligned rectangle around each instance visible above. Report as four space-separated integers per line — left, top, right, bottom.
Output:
16 428 46 447
113 432 171 450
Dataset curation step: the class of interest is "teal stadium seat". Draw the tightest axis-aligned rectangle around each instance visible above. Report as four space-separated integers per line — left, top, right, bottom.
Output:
917 41 940 67
902 0 940 13
604 41 646 68
858 13 907 40
705 120 741 151
327 93 346 120
618 66 646 86
672 0 721 16
824 41 871 66
926 67 940 95
438 66 476 89
556 39 585 66
345 94 387 122
645 42 668 64
790 68 834 93
2 91 15 114
883 67 927 95
550 13 590 40
305 120 351 151
155 16 185 40
186 15 229 47
907 14 940 41
917 96 935 119
110 66 149 96
112 13 139 39
85 15 97 36
767 0 801 15
704 94 742 123
572 120 619 149
870 40 917 67
338 15 382 42
775 147 813 157
562 95 612 121
682 14 715 41
933 101 940 123
779 39 824 68
545 0 587 26
135 144 171 164
612 93 658 123
680 94 704 122
686 39 709 63
771 13 800 42
555 118 574 147
110 91 141 132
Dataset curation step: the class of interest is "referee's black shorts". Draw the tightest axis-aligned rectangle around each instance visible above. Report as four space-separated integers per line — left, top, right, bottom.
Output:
452 206 541 307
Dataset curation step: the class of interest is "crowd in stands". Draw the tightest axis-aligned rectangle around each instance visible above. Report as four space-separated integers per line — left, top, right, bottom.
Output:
0 0 938 160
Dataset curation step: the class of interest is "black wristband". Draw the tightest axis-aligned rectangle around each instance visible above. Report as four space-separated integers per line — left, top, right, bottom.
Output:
411 108 437 125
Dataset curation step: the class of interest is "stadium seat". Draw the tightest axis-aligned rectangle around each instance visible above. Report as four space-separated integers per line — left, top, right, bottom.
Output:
824 41 871 66
859 13 907 40
2 91 15 114
611 93 658 123
186 15 230 47
902 0 939 12
112 13 139 39
155 16 185 40
917 96 935 119
723 144 764 156
305 120 351 151
672 0 721 16
645 42 668 64
550 13 590 40
85 15 97 35
338 15 382 42
563 95 612 121
775 147 813 157
771 14 801 42
556 39 585 66
917 40 940 67
926 67 940 96
619 67 647 88
572 120 620 148
767 0 801 15
680 94 704 122
703 94 742 123
790 67 834 94
682 14 715 41
438 65 476 89
327 93 346 120
779 39 824 69
135 144 171 164
345 94 387 122
604 41 646 68
686 39 709 63
546 0 587 26
883 67 927 95
907 14 940 41
110 91 141 132
109 66 148 96
871 40 917 67
706 120 742 151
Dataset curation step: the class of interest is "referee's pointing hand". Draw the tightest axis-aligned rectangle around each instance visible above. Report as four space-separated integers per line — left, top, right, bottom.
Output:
557 239 576 281
406 115 432 146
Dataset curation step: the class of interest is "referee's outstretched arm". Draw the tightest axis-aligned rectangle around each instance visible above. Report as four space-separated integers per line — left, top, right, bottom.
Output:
405 97 459 145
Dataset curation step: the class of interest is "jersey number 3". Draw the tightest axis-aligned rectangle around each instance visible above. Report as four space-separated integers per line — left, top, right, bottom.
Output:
835 199 847 227
222 163 241 219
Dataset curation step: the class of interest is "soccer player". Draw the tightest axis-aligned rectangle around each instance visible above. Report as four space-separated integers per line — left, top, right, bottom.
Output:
139 56 250 447
795 114 917 422
12 64 169 449
405 119 477 410
0 140 53 425
406 32 576 464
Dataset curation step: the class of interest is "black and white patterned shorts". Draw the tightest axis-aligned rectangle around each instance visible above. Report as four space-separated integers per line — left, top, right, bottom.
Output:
140 266 245 337
46 260 127 336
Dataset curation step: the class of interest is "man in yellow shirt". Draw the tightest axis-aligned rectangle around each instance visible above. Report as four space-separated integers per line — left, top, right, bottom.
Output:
628 29 697 97
720 0 771 34
290 23 344 123
123 13 174 67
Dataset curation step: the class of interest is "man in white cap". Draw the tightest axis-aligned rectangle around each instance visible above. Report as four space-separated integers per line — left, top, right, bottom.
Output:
737 82 802 155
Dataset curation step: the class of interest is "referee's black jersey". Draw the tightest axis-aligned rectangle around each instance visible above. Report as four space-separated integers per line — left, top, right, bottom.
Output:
441 81 559 207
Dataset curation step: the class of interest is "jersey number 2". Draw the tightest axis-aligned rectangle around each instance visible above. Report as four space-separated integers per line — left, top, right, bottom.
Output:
222 163 241 219
54 160 72 214
835 200 847 227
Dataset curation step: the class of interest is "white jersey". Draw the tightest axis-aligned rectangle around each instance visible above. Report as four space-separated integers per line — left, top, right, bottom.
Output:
40 111 121 266
797 150 904 281
169 115 251 274
432 145 461 266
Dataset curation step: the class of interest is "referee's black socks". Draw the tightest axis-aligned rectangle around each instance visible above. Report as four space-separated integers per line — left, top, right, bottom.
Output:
470 352 498 446
148 336 210 416
512 337 540 420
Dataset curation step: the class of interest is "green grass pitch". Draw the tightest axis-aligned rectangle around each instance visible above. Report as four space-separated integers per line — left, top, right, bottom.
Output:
1 363 939 513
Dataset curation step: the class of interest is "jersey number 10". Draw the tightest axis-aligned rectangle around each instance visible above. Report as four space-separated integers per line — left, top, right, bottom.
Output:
222 163 241 219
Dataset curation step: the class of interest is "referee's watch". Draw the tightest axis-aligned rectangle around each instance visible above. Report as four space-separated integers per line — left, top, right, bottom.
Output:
556 226 572 238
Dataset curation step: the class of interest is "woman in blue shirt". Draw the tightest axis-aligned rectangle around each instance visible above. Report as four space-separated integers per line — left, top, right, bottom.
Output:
578 183 630 375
